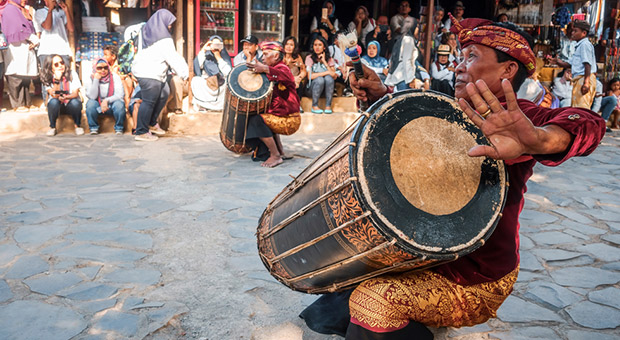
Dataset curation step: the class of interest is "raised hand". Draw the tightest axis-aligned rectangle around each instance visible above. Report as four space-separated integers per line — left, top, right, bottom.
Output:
458 79 545 160
346 61 387 105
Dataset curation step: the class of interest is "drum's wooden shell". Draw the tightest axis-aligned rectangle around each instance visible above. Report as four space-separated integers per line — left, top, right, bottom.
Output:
258 90 508 294
219 65 273 154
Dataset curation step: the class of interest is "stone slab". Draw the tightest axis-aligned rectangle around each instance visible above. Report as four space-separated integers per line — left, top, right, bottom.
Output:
55 244 146 262
566 301 620 329
524 281 582 309
588 287 620 310
58 282 118 301
0 279 12 302
565 330 620 340
0 244 24 266
13 225 67 248
4 255 50 279
549 267 620 288
94 311 141 337
576 243 620 262
24 272 83 296
65 230 153 249
103 269 161 285
490 326 561 340
77 299 118 314
496 296 563 322
0 300 87 340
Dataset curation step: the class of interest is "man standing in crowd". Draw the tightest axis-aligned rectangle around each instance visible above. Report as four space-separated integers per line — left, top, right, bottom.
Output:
233 35 262 66
34 0 74 68
365 15 392 59
391 1 416 40
551 20 597 109
443 1 465 31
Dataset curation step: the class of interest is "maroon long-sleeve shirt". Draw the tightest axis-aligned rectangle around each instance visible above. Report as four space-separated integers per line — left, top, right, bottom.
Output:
433 99 606 285
265 61 301 117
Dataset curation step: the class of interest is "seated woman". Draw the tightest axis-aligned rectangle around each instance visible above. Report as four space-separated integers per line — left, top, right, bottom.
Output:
283 36 308 107
600 77 620 130
246 41 301 168
309 0 340 50
430 44 456 95
40 55 83 136
191 35 232 111
552 68 573 107
347 6 375 55
85 59 126 135
305 36 338 114
361 41 389 82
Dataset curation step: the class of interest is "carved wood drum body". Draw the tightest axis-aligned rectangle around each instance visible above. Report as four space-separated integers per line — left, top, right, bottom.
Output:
220 64 273 153
257 90 508 294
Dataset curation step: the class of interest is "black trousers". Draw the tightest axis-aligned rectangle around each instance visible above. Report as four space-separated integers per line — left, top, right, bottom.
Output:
6 75 32 109
135 77 170 135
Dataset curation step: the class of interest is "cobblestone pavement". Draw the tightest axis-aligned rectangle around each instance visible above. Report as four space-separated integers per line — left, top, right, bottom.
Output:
0 130 618 340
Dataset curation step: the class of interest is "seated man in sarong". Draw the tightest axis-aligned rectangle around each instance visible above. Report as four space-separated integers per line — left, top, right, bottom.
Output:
245 41 301 168
300 15 605 339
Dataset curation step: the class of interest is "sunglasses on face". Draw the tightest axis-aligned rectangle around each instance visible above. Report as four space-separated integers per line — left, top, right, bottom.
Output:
53 61 65 67
96 66 109 70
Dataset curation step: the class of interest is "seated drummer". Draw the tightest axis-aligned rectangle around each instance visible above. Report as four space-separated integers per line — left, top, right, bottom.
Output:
245 41 301 168
301 16 605 339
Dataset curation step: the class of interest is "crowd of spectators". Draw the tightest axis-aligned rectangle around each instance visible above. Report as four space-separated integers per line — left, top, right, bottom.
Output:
1 0 619 139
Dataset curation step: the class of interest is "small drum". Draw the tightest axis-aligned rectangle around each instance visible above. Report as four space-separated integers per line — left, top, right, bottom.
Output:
257 90 508 294
220 64 273 153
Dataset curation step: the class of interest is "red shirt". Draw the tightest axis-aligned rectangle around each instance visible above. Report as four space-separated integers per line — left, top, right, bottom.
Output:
265 62 300 117
433 99 606 285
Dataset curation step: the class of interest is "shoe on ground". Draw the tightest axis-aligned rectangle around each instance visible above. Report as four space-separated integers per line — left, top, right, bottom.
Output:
75 127 85 136
324 109 333 114
606 127 613 133
115 131 123 135
135 133 158 141
90 129 99 135
311 108 323 114
149 127 166 136
46 128 57 137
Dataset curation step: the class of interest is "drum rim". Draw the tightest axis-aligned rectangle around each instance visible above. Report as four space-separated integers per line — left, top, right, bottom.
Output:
227 64 274 101
351 89 508 255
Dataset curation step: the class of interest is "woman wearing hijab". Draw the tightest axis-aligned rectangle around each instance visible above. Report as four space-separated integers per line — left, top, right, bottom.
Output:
384 16 419 91
191 35 232 111
131 9 189 141
85 58 125 135
347 6 375 54
310 0 340 46
1 0 39 112
40 54 83 136
361 41 388 82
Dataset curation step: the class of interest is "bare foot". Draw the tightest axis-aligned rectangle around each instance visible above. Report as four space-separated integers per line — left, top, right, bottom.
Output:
261 155 283 168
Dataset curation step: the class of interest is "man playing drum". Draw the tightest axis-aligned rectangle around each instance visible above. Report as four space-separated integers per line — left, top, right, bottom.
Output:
245 41 301 168
301 16 606 339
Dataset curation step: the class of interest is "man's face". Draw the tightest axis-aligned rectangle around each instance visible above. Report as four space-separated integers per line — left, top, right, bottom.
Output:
434 10 444 22
263 49 280 66
571 27 587 41
454 6 465 18
244 42 258 54
377 16 388 26
454 44 511 103
398 1 410 15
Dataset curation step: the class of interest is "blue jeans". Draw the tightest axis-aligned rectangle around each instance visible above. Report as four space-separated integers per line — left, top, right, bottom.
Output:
395 81 411 91
86 99 126 132
47 98 82 128
599 95 618 121
310 75 334 107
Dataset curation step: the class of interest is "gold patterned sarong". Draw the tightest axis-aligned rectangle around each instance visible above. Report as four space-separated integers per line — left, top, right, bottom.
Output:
571 74 597 109
349 267 519 332
261 112 301 135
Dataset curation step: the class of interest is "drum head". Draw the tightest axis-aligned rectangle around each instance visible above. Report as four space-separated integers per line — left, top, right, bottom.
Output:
227 64 272 100
353 90 507 255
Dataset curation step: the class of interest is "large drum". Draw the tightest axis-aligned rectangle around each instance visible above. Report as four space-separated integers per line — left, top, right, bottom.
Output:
220 64 273 153
257 90 508 294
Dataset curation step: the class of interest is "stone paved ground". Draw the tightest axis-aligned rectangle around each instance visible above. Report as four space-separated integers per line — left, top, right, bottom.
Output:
0 129 619 340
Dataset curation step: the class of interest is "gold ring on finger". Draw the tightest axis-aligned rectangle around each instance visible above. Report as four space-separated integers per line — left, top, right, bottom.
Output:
480 108 492 118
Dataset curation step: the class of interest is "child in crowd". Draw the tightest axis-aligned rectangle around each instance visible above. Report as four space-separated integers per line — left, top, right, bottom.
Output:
552 69 573 107
603 78 620 129
430 44 456 95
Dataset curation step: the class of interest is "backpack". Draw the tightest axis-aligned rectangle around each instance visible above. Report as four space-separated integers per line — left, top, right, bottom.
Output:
117 23 144 75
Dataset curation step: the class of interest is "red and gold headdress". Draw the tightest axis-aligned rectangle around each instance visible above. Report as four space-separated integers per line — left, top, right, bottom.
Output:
449 13 536 76
259 41 284 53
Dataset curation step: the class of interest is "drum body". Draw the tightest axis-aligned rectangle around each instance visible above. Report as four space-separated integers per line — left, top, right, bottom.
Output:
257 90 508 294
220 64 273 153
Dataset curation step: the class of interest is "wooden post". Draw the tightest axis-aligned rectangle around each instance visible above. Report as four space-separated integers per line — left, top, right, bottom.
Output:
423 0 434 72
187 0 195 110
291 0 299 39
175 0 184 56
66 0 76 70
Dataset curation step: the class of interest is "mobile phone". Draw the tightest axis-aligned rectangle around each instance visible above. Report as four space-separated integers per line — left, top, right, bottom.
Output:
55 90 68 95
322 8 328 20
211 41 224 50
380 25 388 32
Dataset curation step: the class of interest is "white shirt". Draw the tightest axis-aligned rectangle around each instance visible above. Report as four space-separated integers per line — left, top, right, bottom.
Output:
348 19 376 47
552 77 573 101
232 50 263 66
44 70 82 103
2 34 39 77
385 35 418 86
34 7 72 56
430 61 454 87
131 37 189 83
